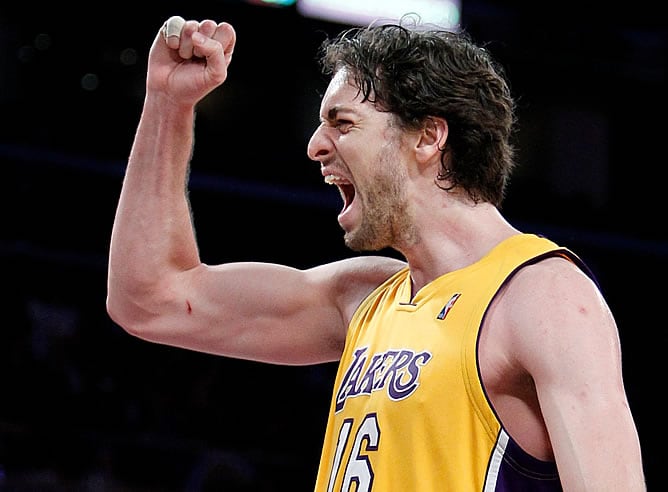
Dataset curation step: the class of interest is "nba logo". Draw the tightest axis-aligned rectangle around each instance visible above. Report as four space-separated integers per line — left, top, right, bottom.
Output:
437 293 461 320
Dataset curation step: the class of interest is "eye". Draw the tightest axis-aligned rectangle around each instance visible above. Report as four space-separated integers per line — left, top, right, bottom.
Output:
335 119 354 133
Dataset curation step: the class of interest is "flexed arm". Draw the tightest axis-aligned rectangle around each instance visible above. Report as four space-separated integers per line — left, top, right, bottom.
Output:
115 16 235 270
106 16 402 365
107 15 236 323
115 16 235 269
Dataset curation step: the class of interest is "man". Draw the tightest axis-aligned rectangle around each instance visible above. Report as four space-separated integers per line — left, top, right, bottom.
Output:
107 15 646 490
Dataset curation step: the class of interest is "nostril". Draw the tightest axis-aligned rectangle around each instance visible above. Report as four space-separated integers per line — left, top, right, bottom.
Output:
314 148 329 159
306 145 322 162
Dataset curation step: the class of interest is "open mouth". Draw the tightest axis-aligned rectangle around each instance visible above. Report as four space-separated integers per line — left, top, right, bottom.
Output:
324 175 356 212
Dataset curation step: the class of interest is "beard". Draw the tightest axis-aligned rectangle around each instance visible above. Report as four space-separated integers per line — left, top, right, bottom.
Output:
343 147 416 252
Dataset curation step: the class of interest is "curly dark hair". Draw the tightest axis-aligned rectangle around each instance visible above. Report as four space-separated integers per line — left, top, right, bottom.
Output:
317 19 517 207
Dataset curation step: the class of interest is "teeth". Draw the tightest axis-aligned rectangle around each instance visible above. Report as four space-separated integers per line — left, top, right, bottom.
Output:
324 175 346 185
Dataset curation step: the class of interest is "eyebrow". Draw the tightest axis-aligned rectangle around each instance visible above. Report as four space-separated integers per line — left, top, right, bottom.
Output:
322 105 356 123
320 105 341 123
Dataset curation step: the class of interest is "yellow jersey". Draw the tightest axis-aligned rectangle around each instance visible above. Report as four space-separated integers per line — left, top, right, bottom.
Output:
314 234 588 491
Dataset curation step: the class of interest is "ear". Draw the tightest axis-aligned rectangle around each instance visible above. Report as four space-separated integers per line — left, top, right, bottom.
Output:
415 117 448 164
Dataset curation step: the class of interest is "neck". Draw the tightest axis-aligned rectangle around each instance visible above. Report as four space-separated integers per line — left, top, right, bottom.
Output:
398 201 520 293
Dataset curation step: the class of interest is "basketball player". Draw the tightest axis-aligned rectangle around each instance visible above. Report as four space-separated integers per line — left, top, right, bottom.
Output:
107 15 646 490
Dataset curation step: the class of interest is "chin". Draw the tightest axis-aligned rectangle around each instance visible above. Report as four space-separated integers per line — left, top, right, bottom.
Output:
343 232 364 252
344 231 385 253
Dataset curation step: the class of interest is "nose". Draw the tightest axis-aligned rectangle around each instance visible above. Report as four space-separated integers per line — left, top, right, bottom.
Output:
307 124 332 163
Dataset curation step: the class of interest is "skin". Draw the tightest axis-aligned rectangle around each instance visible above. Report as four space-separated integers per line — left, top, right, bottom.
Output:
107 17 646 491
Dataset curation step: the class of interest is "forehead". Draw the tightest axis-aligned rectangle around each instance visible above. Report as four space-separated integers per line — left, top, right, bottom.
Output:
319 69 370 115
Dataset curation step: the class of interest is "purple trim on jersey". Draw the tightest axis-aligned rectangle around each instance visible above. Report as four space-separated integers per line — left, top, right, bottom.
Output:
478 246 584 491
487 429 562 491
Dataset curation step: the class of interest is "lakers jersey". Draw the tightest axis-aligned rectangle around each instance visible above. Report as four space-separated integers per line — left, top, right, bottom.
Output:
314 234 590 491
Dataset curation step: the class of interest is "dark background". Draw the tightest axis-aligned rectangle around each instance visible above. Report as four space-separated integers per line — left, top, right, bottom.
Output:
1 1 665 490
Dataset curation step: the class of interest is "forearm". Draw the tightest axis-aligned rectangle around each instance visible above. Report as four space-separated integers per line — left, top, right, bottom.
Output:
108 92 200 320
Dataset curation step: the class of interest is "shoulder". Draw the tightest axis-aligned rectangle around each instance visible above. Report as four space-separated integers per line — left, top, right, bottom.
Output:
309 255 407 284
495 255 618 375
508 255 601 305
504 255 605 322
307 255 407 323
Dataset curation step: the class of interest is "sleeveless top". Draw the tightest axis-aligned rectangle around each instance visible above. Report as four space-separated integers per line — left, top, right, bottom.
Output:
314 234 593 491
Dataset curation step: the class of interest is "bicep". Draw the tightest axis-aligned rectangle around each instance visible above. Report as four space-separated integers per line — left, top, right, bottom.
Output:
119 260 346 365
128 257 404 366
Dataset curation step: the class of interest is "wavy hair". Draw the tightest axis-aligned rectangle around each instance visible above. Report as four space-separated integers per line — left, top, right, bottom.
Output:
317 18 517 206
